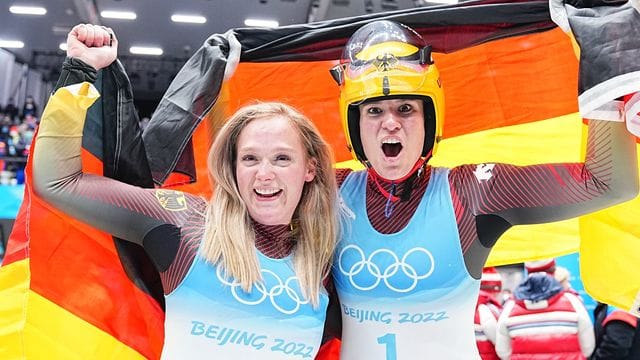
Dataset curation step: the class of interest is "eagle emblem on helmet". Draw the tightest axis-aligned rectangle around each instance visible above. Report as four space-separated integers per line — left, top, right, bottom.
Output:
373 53 399 72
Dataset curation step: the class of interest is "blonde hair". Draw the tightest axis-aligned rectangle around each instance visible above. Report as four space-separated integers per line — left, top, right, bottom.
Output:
201 102 338 306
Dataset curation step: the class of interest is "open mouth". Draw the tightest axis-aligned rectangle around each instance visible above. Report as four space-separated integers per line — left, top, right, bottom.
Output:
254 188 283 198
381 140 403 158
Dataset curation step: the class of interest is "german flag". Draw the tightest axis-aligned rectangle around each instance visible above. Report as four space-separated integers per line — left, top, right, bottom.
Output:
1 0 638 358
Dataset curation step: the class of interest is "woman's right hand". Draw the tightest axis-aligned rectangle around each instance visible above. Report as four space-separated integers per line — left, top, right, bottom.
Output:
66 23 118 71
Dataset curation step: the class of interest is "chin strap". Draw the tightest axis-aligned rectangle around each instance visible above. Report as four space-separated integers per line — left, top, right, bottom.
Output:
367 157 428 218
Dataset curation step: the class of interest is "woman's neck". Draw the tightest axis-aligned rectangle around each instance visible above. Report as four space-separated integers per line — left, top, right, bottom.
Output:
367 159 428 202
252 220 295 259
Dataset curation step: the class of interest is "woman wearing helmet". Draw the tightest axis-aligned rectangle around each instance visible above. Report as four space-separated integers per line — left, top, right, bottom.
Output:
327 20 638 359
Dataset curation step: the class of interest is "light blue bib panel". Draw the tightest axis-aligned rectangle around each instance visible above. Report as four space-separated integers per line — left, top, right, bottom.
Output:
335 168 480 360
162 248 328 360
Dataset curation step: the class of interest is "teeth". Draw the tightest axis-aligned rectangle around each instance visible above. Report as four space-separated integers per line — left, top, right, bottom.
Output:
255 188 279 195
382 139 401 144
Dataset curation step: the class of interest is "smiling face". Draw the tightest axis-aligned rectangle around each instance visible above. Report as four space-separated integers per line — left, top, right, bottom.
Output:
235 116 316 225
359 98 425 180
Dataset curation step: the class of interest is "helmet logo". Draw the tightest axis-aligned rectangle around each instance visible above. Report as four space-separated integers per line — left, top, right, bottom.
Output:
373 53 398 72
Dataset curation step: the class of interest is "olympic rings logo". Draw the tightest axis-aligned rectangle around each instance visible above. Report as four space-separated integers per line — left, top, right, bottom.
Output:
216 267 309 315
338 245 435 293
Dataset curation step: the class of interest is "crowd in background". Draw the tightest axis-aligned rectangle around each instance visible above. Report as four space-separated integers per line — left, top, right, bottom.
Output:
476 260 640 359
0 95 38 185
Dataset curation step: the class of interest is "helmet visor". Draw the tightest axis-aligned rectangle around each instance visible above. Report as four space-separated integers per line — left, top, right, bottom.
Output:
340 21 432 100
342 20 426 64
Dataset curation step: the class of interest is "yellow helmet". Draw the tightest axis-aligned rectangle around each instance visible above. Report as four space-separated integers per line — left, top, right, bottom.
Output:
330 20 444 163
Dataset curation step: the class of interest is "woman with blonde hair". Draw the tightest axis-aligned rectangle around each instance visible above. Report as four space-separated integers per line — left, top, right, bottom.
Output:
32 24 339 359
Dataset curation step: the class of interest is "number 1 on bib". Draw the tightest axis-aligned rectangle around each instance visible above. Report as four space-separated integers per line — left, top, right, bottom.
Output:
377 333 397 360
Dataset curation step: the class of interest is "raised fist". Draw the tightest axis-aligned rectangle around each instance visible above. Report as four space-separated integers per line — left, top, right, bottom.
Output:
66 23 118 70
